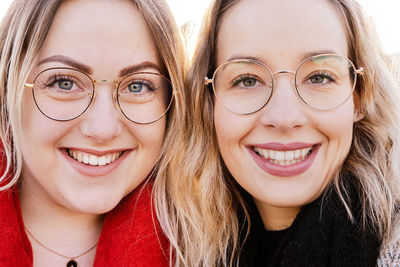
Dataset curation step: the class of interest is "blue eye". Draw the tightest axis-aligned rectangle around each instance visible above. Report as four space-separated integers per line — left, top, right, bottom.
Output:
58 80 73 90
45 75 76 91
128 82 143 93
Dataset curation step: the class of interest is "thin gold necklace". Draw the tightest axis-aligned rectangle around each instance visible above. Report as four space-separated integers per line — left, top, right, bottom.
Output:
25 227 98 267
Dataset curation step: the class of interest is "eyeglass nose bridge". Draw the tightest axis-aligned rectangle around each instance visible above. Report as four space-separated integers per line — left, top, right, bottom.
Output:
269 69 299 91
272 69 295 76
93 79 118 86
92 79 120 101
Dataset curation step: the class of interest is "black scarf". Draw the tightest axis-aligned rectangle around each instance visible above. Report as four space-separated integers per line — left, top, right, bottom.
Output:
238 184 381 267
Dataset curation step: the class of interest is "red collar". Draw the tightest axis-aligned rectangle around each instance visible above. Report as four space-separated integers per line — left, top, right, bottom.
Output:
0 183 169 266
94 183 170 266
0 188 31 266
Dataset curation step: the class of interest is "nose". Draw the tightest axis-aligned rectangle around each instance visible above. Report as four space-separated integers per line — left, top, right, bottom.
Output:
259 73 307 131
79 84 123 143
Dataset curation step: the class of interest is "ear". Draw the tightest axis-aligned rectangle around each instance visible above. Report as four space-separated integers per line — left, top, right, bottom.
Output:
353 91 364 122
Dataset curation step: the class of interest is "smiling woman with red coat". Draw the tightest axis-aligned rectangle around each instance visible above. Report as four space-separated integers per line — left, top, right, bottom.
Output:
0 0 185 266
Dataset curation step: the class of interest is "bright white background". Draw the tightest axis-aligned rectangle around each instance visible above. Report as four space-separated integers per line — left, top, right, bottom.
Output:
0 0 398 55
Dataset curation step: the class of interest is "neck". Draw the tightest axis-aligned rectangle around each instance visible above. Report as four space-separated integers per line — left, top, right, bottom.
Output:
254 199 300 231
19 179 103 267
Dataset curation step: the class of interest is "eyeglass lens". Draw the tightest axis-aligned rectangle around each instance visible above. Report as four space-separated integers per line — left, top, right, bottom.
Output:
212 55 356 114
31 68 172 123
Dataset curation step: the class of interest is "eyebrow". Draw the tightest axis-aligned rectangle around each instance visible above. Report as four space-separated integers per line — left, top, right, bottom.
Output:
37 55 162 78
227 55 261 62
227 49 340 64
119 62 162 77
37 55 92 74
299 50 339 61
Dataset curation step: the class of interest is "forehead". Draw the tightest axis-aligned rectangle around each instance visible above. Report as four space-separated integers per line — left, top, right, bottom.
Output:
216 0 349 67
37 0 160 75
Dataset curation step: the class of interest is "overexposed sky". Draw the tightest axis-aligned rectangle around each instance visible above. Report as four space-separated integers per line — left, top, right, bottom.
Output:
357 0 400 55
0 0 398 54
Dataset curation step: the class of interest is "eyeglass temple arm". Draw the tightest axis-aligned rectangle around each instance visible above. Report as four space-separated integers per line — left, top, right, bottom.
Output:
204 77 212 85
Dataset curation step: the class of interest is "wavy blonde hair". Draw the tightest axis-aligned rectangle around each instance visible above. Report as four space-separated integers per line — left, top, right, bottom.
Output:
155 0 400 266
0 0 186 192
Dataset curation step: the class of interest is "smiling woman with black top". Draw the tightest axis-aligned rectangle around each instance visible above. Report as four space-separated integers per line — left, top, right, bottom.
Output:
156 0 400 266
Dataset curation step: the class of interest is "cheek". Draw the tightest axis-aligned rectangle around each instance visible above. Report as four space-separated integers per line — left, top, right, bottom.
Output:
315 101 355 184
317 101 355 142
214 103 255 160
20 91 69 153
214 103 240 149
128 117 166 150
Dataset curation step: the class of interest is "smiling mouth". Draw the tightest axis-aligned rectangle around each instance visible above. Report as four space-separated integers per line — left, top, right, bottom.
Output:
67 149 123 166
251 145 316 166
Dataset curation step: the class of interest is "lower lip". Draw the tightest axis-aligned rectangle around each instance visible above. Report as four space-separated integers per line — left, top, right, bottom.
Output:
248 145 319 177
61 149 131 177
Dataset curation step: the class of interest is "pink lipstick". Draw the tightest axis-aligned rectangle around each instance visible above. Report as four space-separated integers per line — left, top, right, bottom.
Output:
248 142 320 177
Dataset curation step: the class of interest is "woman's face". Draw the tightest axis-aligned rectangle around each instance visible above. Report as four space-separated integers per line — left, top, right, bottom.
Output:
214 0 360 222
20 0 166 214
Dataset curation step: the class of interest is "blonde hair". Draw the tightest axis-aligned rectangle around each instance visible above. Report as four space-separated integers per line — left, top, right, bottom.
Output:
155 0 400 266
0 0 186 197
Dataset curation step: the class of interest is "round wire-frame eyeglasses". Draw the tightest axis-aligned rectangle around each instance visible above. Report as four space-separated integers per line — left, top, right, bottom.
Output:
205 54 364 114
25 67 173 124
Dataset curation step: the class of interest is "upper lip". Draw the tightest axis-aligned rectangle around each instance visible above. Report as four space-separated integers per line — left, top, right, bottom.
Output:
62 147 132 156
249 142 318 151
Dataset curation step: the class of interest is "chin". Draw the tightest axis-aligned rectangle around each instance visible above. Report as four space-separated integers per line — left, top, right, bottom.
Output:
67 195 123 215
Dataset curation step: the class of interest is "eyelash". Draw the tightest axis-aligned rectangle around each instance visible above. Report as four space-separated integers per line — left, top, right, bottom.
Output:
43 74 76 88
308 71 336 83
232 74 261 86
129 79 156 92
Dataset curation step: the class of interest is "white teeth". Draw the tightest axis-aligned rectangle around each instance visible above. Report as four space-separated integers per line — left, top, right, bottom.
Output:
106 154 112 164
276 151 284 161
285 151 294 161
98 156 107 166
83 154 89 164
68 149 122 166
253 146 314 166
301 148 308 157
89 155 97 165
77 152 83 162
269 150 275 159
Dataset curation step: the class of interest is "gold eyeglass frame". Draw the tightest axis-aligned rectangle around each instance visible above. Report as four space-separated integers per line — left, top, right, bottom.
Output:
205 54 364 115
25 67 174 124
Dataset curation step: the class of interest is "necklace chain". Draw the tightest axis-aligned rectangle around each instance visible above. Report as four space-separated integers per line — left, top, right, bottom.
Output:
25 227 98 260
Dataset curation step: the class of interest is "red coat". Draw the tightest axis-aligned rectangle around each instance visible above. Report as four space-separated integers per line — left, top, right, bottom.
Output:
0 154 170 266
